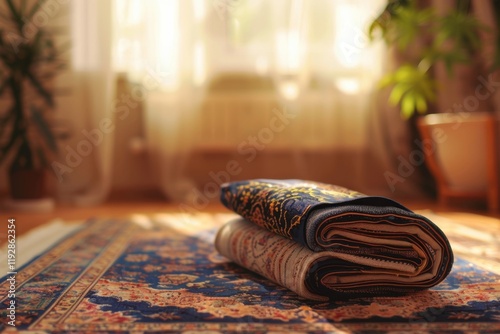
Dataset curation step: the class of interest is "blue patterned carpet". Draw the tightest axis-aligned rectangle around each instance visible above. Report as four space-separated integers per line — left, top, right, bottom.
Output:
1 214 499 333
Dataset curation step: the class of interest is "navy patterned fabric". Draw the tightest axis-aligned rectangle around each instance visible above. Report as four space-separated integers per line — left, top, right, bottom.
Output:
219 179 454 296
221 179 409 246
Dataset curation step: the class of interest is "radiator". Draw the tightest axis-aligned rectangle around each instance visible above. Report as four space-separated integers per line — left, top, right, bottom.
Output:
197 91 352 150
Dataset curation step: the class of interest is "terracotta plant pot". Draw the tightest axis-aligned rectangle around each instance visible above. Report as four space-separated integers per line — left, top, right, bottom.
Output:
417 112 499 212
8 168 47 199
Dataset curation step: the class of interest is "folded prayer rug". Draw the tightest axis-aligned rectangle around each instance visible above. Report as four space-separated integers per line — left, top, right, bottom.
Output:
216 179 454 301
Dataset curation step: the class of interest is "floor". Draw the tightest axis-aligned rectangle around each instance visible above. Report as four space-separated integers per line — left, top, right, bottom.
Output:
0 199 209 240
1 196 500 280
1 196 498 241
3 202 499 333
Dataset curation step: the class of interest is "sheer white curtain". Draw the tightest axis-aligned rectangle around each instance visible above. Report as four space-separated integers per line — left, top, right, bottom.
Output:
52 0 115 205
113 0 210 202
113 0 387 203
30 0 386 204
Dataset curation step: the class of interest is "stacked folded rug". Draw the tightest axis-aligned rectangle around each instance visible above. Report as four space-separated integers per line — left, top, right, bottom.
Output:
215 179 454 301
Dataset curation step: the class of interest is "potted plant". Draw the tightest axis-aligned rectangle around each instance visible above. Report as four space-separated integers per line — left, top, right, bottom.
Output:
370 0 499 211
0 0 63 202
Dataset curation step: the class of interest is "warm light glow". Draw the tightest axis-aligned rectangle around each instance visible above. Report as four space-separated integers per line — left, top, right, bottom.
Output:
276 30 301 72
156 0 179 90
333 2 361 68
279 80 299 100
122 0 143 24
192 0 206 21
193 42 206 86
335 77 361 94
274 0 304 99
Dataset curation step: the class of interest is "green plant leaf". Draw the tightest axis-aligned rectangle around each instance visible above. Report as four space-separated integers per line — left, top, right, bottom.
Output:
0 110 15 141
388 82 411 105
392 6 434 50
368 18 386 41
30 105 57 152
401 93 416 119
387 0 412 13
5 0 24 30
419 79 436 101
378 73 395 88
367 0 415 44
0 106 21 165
27 0 48 21
415 93 428 113
435 10 484 55
0 136 19 165
379 64 436 118
26 70 53 106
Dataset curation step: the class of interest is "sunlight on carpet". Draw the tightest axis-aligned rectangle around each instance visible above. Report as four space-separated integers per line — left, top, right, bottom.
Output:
0 211 499 333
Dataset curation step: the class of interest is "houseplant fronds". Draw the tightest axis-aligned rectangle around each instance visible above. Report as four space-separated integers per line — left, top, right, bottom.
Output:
379 64 436 119
370 0 487 118
0 0 64 171
368 0 412 42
